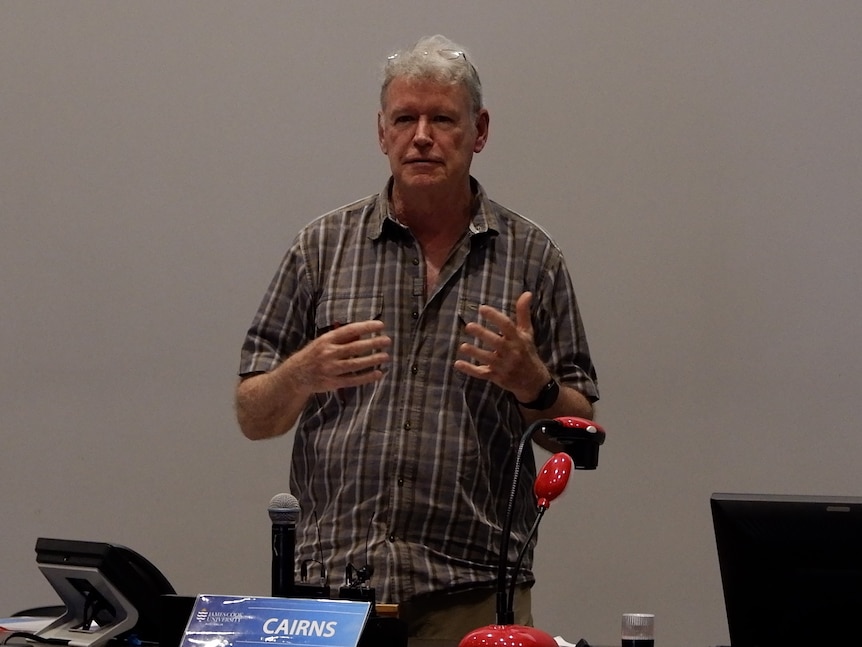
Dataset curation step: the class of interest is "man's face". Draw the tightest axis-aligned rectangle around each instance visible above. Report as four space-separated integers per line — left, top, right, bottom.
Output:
378 76 489 194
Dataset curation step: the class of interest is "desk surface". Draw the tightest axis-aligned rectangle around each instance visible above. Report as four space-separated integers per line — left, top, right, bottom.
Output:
0 636 458 647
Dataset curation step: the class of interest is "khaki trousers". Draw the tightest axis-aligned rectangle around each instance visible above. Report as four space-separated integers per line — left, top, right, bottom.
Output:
398 584 533 640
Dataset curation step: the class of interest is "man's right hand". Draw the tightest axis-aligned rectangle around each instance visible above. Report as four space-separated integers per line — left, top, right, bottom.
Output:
299 319 392 393
235 320 391 440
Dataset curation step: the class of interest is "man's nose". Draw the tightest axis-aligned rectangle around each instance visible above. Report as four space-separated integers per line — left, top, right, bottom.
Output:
413 116 433 145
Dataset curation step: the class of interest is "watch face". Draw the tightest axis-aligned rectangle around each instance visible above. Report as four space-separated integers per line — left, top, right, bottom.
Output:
540 378 560 408
520 378 559 410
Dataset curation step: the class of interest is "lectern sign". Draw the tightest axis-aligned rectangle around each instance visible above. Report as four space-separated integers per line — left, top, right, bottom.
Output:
181 594 372 647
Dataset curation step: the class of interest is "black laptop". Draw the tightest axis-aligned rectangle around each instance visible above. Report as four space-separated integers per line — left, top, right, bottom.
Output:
710 492 862 647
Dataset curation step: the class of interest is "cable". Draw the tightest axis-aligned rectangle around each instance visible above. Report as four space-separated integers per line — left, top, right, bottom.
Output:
312 509 326 582
507 508 545 615
495 422 542 624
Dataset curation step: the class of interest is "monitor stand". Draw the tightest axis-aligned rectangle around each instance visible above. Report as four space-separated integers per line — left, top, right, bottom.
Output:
35 563 139 647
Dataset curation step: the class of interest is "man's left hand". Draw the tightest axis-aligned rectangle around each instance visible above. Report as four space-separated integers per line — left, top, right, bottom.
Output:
454 291 550 403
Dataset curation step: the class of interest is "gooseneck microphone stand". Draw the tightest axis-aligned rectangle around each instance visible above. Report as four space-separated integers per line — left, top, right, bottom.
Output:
494 419 549 625
460 416 606 647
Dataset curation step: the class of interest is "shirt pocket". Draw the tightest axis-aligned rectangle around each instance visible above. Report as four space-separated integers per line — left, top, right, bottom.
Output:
315 292 384 335
457 298 481 328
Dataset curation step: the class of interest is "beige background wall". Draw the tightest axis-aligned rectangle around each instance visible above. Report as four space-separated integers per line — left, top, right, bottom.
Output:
3 2 861 645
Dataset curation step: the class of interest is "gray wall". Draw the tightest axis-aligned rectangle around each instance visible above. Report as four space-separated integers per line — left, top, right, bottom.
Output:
3 2 860 645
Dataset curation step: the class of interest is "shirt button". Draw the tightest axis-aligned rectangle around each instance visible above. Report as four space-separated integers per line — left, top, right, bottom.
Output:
388 535 396 542
411 364 418 375
411 311 419 319
403 421 411 431
397 478 404 486
412 258 420 266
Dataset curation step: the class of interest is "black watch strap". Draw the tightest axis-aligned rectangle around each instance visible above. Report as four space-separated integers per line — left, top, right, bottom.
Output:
516 377 560 410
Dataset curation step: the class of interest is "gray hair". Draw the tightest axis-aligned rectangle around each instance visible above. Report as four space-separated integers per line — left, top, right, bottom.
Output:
380 35 483 116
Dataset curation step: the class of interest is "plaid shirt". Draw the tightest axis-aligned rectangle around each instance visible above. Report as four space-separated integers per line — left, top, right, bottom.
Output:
239 178 598 603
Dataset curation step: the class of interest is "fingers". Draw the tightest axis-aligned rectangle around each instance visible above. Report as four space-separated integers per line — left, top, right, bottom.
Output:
335 347 391 377
462 291 533 344
467 304 512 338
317 320 391 387
328 319 386 341
455 292 541 390
452 357 490 380
515 291 534 334
333 366 387 389
335 334 392 364
324 320 389 354
454 342 495 370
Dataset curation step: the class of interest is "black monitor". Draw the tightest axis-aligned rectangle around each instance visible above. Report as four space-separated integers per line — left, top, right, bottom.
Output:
35 538 176 647
710 492 862 647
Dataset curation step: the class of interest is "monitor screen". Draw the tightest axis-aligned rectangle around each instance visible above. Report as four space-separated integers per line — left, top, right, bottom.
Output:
710 492 862 647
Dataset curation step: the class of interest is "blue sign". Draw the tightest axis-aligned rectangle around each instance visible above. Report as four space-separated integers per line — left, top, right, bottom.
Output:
180 594 372 647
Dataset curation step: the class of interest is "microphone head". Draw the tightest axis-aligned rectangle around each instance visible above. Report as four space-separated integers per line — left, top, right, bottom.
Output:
534 452 574 509
268 492 300 525
542 417 606 469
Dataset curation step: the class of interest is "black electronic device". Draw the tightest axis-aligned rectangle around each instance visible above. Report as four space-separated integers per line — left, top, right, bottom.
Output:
711 492 862 647
34 537 175 647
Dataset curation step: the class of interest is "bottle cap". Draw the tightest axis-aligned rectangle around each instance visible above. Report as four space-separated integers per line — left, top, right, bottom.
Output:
621 613 655 639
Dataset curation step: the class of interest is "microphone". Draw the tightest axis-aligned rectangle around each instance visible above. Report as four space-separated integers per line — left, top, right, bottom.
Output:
268 492 300 598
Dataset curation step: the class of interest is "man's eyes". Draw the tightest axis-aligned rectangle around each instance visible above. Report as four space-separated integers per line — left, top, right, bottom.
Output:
392 114 456 125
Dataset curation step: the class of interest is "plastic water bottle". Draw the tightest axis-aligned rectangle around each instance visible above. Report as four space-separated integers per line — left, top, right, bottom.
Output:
621 613 654 647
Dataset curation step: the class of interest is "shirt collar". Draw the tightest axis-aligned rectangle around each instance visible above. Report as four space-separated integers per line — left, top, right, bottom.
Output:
370 176 500 241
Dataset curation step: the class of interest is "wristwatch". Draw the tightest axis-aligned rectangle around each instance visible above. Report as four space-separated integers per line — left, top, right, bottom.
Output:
516 377 560 410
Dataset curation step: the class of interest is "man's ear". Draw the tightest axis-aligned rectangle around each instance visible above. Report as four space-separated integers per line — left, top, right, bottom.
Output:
377 112 388 154
473 108 490 153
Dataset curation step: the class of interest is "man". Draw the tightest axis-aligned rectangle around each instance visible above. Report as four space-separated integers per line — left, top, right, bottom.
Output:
235 34 598 639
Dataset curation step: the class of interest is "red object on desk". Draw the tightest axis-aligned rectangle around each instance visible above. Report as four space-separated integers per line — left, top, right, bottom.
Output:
458 623 557 646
